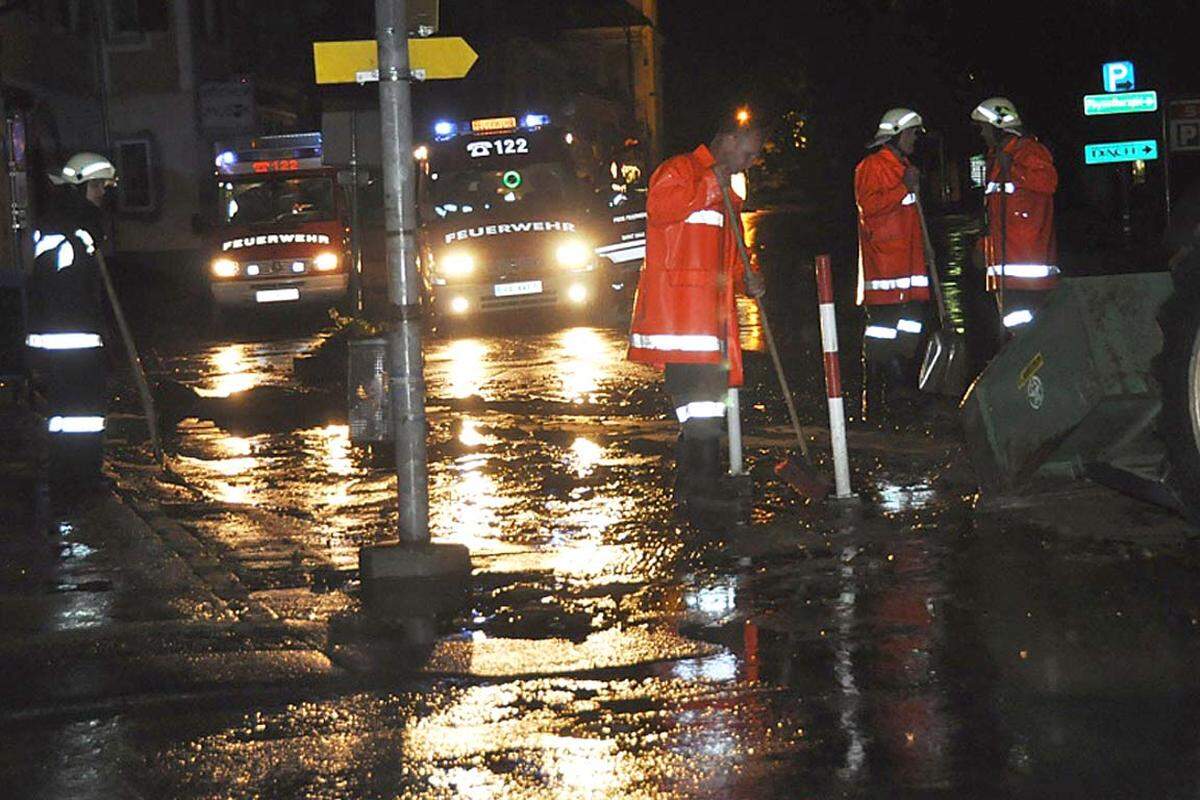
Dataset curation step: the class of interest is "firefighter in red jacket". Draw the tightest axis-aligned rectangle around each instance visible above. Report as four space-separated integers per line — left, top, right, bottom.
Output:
628 119 765 509
971 96 1059 333
854 107 931 408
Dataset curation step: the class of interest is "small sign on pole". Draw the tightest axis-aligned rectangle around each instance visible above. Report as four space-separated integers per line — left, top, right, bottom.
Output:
1084 138 1159 165
1083 90 1158 116
313 37 478 84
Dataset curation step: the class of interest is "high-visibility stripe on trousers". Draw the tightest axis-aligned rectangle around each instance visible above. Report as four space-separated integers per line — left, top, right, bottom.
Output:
48 415 106 434
986 264 1059 280
26 332 103 350
1003 309 1034 328
675 401 727 422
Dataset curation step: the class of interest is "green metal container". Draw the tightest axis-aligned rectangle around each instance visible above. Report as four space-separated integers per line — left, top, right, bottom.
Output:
961 274 1176 494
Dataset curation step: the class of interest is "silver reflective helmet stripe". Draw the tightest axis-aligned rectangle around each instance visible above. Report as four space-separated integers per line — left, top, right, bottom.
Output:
986 264 1059 279
684 209 724 227
675 401 727 422
1003 309 1035 328
975 104 1016 124
48 415 106 433
629 333 722 352
901 192 917 205
866 275 930 291
896 319 924 334
80 161 113 177
864 325 898 340
26 333 103 350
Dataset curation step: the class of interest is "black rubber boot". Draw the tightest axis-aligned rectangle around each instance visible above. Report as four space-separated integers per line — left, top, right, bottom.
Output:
672 434 699 508
863 358 887 422
684 434 748 528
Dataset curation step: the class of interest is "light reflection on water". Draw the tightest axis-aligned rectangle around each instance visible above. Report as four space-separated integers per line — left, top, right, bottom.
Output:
555 327 613 403
195 344 261 398
438 338 491 399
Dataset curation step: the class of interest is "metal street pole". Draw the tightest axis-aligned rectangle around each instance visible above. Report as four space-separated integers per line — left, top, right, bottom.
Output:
348 110 363 313
376 0 429 545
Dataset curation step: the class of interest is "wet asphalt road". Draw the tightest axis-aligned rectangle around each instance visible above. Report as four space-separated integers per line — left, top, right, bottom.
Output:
5 211 1200 798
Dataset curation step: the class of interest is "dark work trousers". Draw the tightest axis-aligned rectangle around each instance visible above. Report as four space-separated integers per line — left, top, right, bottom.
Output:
664 362 729 497
28 347 108 480
862 301 929 415
973 287 1051 357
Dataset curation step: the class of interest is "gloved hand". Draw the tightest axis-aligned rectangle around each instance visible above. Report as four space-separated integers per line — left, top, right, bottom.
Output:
745 270 766 299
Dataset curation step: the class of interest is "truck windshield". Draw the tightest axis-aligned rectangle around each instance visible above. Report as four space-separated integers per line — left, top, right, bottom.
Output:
428 162 571 219
221 177 334 226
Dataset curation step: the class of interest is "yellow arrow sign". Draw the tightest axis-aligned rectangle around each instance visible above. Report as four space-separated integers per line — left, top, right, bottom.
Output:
313 38 478 84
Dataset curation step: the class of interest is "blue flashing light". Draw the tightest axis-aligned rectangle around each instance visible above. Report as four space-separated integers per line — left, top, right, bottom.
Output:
215 150 237 169
433 120 457 138
522 114 550 129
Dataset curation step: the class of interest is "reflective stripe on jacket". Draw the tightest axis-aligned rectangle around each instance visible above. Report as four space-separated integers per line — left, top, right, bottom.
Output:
854 146 931 306
983 135 1059 292
28 227 107 339
627 144 754 386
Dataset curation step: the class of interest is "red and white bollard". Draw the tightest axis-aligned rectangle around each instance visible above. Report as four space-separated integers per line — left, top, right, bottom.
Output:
815 254 854 499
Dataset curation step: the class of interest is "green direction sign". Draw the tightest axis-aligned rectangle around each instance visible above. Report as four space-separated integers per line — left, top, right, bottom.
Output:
1084 139 1159 165
1083 90 1159 115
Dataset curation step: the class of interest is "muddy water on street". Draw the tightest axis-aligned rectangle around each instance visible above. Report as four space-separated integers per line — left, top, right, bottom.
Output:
10 211 1200 797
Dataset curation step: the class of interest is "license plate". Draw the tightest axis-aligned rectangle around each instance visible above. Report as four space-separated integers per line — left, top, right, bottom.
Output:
493 280 543 297
256 288 300 303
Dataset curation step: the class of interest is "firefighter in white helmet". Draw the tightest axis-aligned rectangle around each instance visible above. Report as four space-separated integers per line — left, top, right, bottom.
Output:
27 152 118 482
854 108 931 411
971 97 1059 337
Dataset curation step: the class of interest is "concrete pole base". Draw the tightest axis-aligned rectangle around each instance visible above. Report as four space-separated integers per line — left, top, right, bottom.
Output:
360 541 471 582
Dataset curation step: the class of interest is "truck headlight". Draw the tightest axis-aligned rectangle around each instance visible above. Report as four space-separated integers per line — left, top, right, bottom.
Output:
555 239 591 269
440 251 475 278
314 251 339 271
211 258 238 278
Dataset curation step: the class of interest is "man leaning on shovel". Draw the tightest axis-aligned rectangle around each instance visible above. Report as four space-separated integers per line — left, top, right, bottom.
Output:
627 116 766 522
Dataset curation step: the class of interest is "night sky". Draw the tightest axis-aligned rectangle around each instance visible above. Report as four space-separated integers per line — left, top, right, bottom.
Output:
659 0 1200 150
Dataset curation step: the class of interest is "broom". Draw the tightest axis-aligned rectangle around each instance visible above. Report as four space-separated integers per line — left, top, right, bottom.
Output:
717 182 831 501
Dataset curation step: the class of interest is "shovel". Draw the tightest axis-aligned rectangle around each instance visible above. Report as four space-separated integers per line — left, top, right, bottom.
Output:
914 195 969 398
717 183 831 501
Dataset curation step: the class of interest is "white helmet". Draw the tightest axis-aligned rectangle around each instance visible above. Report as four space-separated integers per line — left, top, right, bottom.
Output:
971 97 1023 131
49 152 117 186
869 108 924 147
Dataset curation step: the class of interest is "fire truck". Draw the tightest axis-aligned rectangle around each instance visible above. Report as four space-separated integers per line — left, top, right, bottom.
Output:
208 132 349 311
415 114 621 321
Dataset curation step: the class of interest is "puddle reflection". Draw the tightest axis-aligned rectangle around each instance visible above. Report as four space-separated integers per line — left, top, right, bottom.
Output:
196 344 261 398
555 327 614 403
441 338 491 399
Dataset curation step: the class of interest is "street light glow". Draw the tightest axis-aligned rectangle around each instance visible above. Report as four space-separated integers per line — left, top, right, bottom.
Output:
736 107 751 126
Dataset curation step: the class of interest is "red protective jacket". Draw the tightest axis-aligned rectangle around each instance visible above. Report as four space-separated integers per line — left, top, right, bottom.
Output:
854 145 930 306
982 135 1059 292
627 144 753 386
